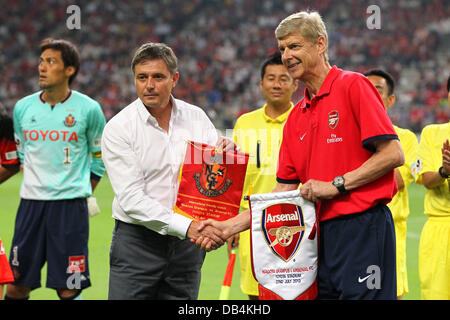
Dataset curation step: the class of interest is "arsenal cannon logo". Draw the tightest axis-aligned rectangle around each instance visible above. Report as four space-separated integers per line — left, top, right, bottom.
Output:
261 203 305 262
328 110 339 129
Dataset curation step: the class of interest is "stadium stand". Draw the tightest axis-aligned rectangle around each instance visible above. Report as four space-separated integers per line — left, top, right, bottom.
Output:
0 0 449 132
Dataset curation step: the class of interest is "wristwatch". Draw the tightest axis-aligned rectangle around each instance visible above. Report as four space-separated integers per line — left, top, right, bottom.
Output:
438 166 449 179
332 175 347 194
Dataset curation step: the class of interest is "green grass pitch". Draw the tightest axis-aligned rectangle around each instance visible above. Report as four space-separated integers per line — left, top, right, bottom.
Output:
0 173 426 300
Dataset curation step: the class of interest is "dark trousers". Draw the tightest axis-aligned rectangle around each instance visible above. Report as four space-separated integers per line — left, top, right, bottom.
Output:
317 204 397 300
108 220 205 300
10 198 90 290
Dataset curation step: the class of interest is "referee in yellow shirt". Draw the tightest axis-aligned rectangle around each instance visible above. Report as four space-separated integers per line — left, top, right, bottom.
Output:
414 75 450 300
364 69 419 299
229 53 298 300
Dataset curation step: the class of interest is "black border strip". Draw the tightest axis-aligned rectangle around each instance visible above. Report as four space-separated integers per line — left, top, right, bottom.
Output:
362 134 399 152
276 177 301 184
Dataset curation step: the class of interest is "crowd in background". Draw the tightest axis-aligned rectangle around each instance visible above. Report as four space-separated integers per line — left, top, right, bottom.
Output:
1 0 449 132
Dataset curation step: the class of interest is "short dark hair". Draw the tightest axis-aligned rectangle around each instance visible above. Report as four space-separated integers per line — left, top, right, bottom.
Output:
0 109 14 142
40 38 80 85
447 75 450 93
131 42 178 75
260 52 284 80
363 69 395 96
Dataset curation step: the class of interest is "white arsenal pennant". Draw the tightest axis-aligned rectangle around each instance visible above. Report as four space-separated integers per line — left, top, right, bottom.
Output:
249 190 318 300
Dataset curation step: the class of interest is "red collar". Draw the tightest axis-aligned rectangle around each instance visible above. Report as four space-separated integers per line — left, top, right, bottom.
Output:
301 65 340 109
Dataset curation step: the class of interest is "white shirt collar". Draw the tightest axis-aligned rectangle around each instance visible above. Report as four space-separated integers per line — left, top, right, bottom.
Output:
136 95 179 128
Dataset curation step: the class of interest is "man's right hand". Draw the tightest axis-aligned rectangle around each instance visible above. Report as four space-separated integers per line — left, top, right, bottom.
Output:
187 220 226 251
191 210 252 251
190 219 233 251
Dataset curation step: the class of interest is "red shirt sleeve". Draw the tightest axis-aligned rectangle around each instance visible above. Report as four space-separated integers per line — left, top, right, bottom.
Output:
349 76 398 151
0 138 19 166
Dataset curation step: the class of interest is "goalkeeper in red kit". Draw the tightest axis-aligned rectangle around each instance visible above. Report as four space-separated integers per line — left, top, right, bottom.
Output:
0 103 20 183
0 103 20 299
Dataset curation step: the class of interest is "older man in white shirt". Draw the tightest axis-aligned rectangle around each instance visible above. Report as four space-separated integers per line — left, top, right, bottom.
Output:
102 43 232 300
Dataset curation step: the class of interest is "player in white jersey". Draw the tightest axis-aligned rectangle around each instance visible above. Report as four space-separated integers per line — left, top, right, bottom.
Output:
5 38 106 300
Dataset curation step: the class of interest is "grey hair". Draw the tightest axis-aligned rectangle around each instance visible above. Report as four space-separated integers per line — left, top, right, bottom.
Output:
131 42 178 74
275 11 329 62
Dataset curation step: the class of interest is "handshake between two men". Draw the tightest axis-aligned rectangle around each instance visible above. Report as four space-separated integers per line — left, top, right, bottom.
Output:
183 134 351 252
187 216 243 252
185 173 351 252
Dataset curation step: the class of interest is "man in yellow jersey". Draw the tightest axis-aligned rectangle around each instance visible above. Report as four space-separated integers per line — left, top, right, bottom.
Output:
230 53 298 300
413 75 450 300
364 69 419 299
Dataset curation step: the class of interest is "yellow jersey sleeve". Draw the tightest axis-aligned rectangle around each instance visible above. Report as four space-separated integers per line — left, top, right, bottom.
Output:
396 127 418 188
388 127 418 222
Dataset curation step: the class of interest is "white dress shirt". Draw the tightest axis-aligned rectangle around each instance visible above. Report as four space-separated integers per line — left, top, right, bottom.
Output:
101 96 218 239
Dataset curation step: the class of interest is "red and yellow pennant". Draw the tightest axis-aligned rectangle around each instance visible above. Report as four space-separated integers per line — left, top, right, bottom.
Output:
174 141 249 221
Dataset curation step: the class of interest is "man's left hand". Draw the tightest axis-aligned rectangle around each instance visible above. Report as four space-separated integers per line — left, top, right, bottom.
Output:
216 136 239 152
300 179 340 202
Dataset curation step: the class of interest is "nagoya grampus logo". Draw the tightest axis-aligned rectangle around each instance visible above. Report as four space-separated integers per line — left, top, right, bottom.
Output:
262 203 305 262
328 110 339 129
63 114 76 127
193 154 232 197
